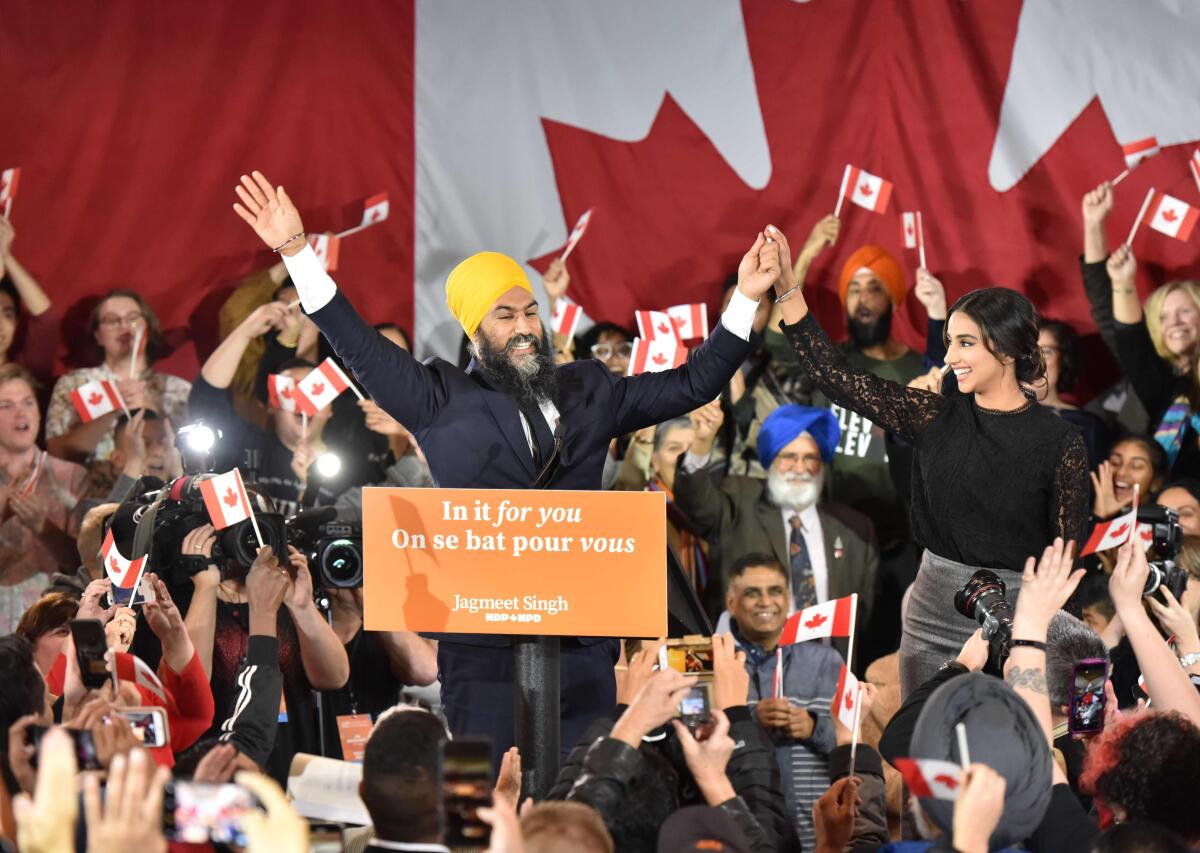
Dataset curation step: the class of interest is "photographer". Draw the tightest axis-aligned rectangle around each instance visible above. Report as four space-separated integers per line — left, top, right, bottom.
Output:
183 531 349 782
189 301 341 516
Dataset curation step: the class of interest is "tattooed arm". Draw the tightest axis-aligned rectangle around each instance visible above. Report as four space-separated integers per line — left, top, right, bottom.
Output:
1005 539 1085 742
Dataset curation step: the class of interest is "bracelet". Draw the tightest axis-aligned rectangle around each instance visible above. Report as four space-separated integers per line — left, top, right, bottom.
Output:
1178 652 1200 668
1010 638 1047 651
774 284 802 304
272 232 305 253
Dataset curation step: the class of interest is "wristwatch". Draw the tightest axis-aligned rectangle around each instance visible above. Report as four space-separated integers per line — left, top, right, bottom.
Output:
1178 652 1200 668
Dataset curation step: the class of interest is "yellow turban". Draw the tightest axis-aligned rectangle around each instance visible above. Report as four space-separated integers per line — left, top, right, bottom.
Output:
444 252 534 337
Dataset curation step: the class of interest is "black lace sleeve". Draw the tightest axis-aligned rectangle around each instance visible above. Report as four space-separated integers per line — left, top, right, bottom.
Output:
780 314 946 443
1052 430 1091 548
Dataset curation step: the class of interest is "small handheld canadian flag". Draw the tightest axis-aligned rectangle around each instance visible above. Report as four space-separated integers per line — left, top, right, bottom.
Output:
636 310 684 345
1081 485 1139 556
666 303 709 340
361 193 389 227
267 374 298 412
308 233 341 271
627 336 687 375
893 757 964 801
902 212 919 249
295 358 362 415
101 530 148 600
1143 191 1199 242
70 380 127 423
198 468 260 539
112 652 167 704
0 167 18 219
832 665 860 730
779 594 857 645
835 164 893 215
559 208 594 262
550 297 584 340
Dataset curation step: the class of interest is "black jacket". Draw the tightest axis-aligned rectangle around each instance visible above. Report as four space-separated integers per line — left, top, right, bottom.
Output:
547 705 799 853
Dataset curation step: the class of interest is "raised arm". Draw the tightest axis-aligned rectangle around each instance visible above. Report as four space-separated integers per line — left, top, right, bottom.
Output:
0 216 51 316
609 231 774 434
771 227 944 442
232 171 447 433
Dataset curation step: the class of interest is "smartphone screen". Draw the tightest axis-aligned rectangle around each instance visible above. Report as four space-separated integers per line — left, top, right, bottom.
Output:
122 708 169 748
679 683 712 735
660 643 714 675
1068 659 1107 735
26 725 101 770
70 619 110 690
163 781 259 846
442 739 492 848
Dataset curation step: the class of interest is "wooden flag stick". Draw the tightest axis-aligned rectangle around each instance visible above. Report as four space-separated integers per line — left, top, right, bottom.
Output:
916 211 927 269
1125 188 1155 248
128 324 145 379
1110 168 1131 187
774 646 783 700
833 164 851 218
844 593 859 681
848 685 864 778
956 722 971 770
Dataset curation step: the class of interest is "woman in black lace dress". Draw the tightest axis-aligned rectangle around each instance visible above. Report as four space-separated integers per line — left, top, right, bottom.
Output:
766 227 1090 696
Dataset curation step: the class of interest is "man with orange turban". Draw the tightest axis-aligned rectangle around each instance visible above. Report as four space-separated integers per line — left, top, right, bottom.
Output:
232 170 784 776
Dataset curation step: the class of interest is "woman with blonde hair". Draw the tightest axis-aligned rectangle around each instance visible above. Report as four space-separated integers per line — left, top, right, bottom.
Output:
1080 182 1200 476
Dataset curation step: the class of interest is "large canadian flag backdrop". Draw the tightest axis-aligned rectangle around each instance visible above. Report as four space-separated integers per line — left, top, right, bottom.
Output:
2 1 1199 392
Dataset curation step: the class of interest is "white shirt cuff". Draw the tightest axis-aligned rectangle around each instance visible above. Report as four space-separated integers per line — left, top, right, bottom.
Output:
280 244 338 313
719 287 759 341
681 449 712 474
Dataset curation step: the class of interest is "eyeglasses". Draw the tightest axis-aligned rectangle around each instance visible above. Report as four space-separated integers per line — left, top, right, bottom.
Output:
591 342 633 361
774 452 822 469
99 312 145 330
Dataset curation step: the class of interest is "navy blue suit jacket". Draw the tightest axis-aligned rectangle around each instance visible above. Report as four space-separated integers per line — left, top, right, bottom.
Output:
309 291 754 643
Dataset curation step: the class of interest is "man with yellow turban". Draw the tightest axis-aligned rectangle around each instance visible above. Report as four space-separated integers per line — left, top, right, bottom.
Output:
233 170 782 771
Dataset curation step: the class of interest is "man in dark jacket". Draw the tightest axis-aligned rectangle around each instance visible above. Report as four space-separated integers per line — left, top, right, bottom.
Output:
233 171 783 769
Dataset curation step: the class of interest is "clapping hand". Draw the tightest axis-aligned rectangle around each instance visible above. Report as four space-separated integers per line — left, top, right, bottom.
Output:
232 171 306 255
736 229 783 301
1090 461 1125 519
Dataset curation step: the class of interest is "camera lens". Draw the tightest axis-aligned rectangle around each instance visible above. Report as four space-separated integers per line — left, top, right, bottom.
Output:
321 538 362 588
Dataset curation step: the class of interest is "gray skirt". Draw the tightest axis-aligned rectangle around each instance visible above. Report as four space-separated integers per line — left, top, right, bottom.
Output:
898 550 1023 699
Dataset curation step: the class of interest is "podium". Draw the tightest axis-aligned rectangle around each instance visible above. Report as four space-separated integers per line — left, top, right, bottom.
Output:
362 487 669 798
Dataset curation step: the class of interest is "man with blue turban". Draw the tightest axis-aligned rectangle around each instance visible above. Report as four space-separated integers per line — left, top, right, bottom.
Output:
674 403 879 624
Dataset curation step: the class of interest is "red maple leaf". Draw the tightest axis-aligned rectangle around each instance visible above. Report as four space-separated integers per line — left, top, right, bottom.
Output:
1162 208 1178 223
87 392 103 406
1110 522 1129 539
280 386 293 399
933 774 959 789
657 322 671 335
109 556 120 573
223 488 239 507
311 382 325 396
843 689 854 710
859 183 874 196
1139 527 1152 541
651 352 667 366
804 612 828 629
670 316 684 328
906 224 914 236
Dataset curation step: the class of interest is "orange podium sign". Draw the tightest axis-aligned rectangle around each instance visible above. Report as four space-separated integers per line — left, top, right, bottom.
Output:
361 487 668 637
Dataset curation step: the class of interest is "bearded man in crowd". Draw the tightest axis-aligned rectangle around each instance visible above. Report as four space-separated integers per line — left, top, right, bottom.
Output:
672 404 878 626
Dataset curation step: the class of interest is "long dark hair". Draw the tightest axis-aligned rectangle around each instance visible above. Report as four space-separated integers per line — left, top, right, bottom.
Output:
1038 319 1081 393
944 287 1046 398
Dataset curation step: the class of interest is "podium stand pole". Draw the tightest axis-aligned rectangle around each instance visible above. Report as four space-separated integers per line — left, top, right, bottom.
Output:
513 635 560 800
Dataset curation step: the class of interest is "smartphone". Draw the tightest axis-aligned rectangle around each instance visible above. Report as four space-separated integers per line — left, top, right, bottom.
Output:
163 781 260 846
679 683 712 735
442 739 492 848
122 707 169 748
659 637 714 676
106 575 155 608
1068 658 1108 735
71 619 110 690
26 724 101 770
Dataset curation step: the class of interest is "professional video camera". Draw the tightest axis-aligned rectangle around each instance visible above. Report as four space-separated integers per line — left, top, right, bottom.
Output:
954 569 1014 676
285 507 363 589
1138 505 1186 599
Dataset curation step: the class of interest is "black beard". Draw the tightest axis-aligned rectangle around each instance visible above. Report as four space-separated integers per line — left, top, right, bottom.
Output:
847 303 893 349
475 329 559 410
